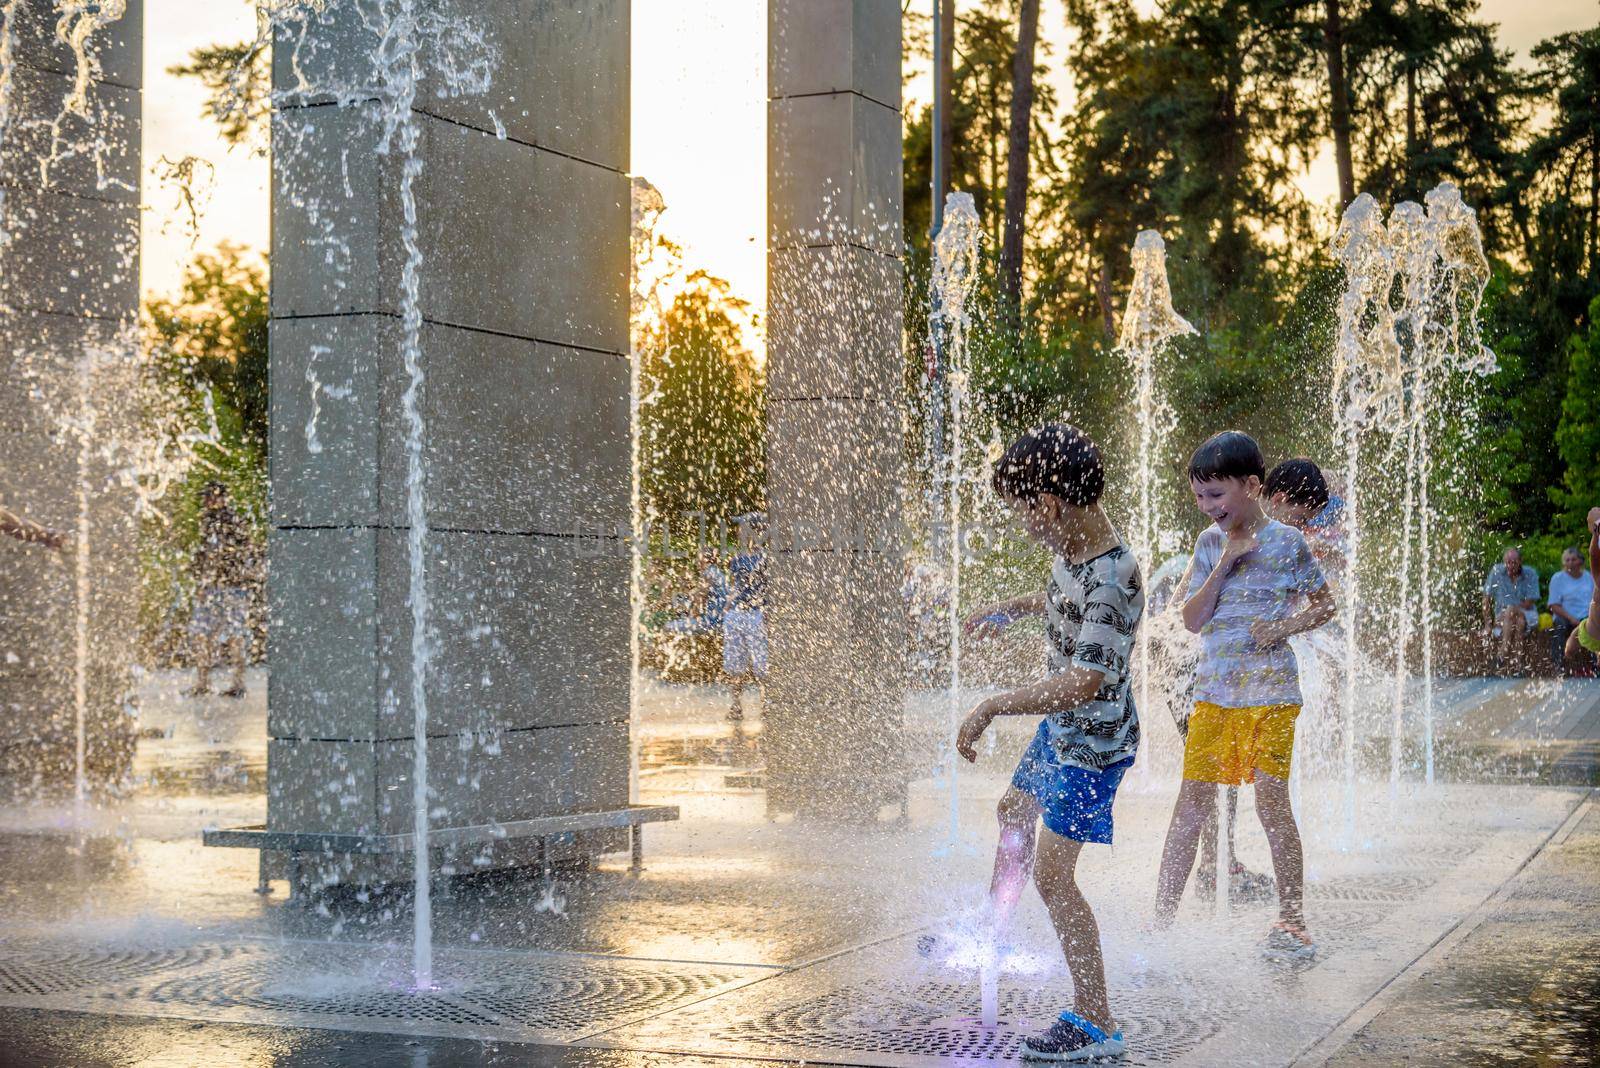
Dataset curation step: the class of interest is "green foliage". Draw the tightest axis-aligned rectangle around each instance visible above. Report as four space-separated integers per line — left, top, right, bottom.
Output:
140 246 269 656
637 273 766 539
168 39 270 150
1553 296 1600 535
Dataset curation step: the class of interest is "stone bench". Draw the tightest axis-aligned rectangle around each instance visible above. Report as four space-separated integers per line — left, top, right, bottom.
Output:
203 803 679 897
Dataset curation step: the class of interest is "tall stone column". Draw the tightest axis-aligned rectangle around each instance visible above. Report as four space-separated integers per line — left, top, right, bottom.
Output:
267 1 631 872
765 0 906 818
0 2 142 794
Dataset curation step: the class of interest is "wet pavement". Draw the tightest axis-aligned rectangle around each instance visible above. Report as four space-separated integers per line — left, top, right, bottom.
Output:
0 671 1595 1065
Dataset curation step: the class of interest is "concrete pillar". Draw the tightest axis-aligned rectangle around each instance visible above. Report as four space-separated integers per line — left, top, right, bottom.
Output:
0 2 142 794
765 0 906 818
266 1 631 866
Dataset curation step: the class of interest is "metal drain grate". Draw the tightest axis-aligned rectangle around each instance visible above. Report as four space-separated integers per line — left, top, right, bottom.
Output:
0 940 761 1043
0 944 254 996
455 961 741 1034
1306 872 1437 902
126 960 502 1028
714 978 1226 1064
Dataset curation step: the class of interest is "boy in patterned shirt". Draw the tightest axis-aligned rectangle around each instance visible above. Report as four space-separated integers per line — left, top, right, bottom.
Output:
954 424 1143 1062
1153 432 1335 960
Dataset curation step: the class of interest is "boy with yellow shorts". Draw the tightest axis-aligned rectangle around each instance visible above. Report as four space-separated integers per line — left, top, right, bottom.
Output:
1152 432 1336 961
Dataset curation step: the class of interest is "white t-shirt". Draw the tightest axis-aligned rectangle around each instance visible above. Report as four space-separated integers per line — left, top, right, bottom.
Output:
1549 569 1595 620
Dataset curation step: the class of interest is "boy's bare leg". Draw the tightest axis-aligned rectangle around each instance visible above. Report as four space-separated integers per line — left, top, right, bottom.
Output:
1196 785 1242 888
1034 829 1113 1034
225 635 247 693
1253 772 1304 928
987 787 1042 932
1155 779 1217 924
189 636 214 696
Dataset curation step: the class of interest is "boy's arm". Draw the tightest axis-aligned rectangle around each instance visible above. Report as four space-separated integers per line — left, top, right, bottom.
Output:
0 505 66 550
1588 508 1600 641
1251 584 1337 648
956 667 1107 762
964 591 1046 637
1182 533 1256 633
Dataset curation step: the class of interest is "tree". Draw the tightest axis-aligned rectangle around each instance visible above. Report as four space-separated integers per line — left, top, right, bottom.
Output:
145 244 270 457
1344 0 1524 248
637 273 766 534
1524 29 1600 277
168 37 270 150
1322 0 1356 205
998 0 1042 330
1553 296 1600 535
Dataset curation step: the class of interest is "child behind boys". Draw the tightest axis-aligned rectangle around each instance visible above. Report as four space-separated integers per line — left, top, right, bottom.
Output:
953 424 1143 1061
1153 432 1335 960
1262 458 1345 766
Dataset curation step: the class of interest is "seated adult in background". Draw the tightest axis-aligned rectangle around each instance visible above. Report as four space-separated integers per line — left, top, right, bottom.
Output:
1548 546 1595 675
1482 547 1539 673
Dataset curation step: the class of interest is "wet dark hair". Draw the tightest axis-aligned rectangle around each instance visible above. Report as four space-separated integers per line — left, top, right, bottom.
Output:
991 424 1105 506
1264 458 1330 510
1188 431 1266 485
202 480 227 499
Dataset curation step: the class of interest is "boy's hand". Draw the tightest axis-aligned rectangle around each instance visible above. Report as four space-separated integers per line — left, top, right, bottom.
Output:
1219 534 1259 572
956 701 996 763
1250 619 1286 649
964 606 1012 640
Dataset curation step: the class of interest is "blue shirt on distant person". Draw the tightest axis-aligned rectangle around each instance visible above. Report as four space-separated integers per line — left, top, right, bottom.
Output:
1483 562 1540 625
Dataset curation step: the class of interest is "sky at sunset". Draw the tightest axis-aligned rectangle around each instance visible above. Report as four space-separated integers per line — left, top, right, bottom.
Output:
142 0 1599 311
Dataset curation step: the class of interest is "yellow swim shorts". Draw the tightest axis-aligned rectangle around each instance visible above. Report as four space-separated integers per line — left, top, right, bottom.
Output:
1182 701 1301 785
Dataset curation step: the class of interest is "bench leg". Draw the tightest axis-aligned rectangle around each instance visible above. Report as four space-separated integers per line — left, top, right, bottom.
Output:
630 824 643 874
254 850 273 895
289 852 305 906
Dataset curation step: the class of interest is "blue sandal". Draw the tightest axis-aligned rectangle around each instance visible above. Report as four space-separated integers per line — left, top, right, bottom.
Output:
1020 1010 1126 1061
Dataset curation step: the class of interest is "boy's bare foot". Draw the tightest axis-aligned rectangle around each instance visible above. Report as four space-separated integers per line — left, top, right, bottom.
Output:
220 686 246 699
184 684 210 697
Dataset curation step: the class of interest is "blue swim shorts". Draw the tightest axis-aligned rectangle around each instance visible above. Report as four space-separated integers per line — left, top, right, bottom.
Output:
1010 721 1134 845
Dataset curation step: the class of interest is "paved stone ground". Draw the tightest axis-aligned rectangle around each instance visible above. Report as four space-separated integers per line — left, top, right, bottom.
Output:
0 671 1595 1066
1314 792 1600 1067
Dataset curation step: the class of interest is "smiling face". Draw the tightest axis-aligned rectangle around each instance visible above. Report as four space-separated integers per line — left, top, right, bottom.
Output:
1191 475 1262 533
1564 548 1583 576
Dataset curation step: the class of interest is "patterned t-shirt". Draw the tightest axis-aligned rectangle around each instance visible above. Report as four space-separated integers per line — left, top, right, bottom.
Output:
1184 520 1326 707
1041 543 1145 771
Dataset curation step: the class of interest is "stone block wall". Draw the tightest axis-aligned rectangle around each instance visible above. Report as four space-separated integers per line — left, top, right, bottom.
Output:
0 1 142 794
266 0 632 843
765 0 907 817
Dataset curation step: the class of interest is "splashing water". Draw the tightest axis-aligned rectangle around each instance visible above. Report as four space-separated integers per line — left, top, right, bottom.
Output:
930 191 982 852
1330 184 1494 824
1331 193 1399 842
1116 231 1194 788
